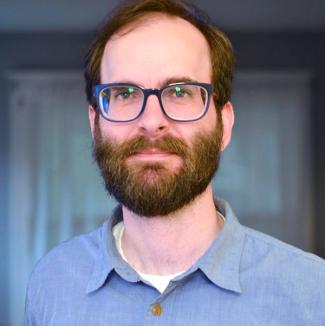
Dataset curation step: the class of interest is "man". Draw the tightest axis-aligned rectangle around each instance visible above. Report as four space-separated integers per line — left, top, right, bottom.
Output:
25 0 325 325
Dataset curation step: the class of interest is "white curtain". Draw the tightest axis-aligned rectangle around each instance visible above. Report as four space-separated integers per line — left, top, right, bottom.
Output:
8 71 115 326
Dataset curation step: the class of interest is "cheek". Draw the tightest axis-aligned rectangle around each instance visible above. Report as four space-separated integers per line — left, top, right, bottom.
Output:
206 103 218 124
182 108 217 139
98 118 132 141
205 106 219 133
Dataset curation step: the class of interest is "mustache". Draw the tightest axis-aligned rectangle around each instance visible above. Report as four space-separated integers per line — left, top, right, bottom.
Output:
97 135 189 160
120 135 189 158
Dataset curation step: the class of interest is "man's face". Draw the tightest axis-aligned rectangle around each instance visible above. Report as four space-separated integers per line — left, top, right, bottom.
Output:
89 15 233 217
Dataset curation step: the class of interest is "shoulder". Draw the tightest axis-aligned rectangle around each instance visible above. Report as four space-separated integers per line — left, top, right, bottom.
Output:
24 224 110 324
243 226 325 269
38 226 102 269
27 224 105 297
241 226 325 297
219 198 325 276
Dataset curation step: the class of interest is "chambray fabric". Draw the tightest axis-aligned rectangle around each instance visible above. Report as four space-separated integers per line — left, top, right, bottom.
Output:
25 199 325 325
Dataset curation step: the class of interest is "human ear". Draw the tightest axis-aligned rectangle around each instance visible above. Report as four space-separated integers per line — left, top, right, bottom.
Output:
88 105 96 139
220 102 235 151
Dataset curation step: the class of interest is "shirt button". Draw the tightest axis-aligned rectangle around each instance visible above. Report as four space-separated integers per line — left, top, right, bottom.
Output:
151 303 163 316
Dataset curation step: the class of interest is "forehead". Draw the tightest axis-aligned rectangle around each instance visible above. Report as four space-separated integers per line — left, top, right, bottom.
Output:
100 14 212 86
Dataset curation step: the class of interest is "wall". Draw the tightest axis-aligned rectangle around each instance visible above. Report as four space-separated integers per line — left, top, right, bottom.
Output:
229 31 325 258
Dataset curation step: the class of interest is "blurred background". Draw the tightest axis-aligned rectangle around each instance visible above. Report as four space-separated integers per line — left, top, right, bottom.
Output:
1 0 325 325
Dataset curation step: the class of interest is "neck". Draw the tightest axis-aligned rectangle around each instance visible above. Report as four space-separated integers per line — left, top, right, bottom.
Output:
121 184 224 275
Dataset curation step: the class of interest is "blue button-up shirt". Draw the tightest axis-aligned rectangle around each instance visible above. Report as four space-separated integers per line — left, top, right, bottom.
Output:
25 199 325 325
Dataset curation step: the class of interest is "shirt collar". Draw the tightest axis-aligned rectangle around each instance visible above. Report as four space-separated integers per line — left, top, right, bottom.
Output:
191 197 245 294
86 206 140 294
86 198 245 294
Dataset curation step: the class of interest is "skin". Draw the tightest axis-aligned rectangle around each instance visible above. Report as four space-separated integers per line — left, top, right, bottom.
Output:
89 14 234 275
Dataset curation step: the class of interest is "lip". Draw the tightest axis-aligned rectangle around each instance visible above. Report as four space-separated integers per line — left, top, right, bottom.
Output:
128 148 176 160
135 148 174 155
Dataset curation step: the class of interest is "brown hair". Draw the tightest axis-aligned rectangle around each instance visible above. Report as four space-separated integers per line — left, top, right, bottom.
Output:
84 0 234 108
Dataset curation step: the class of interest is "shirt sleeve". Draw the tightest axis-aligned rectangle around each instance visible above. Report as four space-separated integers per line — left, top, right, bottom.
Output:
24 274 39 326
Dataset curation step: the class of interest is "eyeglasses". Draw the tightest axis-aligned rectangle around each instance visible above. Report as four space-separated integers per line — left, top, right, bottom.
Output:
92 82 213 122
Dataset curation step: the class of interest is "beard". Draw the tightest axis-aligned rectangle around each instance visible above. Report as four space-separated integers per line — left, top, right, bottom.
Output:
93 118 223 217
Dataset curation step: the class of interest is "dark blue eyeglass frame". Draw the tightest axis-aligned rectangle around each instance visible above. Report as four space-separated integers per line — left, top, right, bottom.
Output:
92 82 214 122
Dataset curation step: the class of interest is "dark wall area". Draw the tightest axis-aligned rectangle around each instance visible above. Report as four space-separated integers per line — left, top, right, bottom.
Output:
314 66 325 259
1 30 325 323
229 32 325 258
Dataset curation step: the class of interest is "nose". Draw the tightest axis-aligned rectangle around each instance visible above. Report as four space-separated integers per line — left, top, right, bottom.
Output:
137 93 169 137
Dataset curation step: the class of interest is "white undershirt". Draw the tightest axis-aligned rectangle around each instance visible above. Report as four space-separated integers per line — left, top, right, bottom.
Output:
112 212 225 293
112 222 184 293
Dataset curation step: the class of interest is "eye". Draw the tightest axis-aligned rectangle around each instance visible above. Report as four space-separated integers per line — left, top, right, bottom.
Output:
115 87 135 100
164 85 190 99
174 86 187 97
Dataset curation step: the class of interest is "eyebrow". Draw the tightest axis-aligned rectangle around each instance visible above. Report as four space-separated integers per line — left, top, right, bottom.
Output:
161 77 199 87
109 77 199 88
